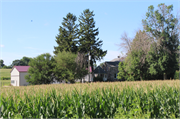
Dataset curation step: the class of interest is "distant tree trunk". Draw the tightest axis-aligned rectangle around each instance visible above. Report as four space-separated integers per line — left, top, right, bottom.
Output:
163 73 167 80
140 74 143 81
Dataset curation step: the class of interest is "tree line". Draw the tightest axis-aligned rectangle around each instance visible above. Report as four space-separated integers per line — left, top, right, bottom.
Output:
24 9 107 85
0 57 32 69
1 4 179 83
118 3 180 81
1 9 107 84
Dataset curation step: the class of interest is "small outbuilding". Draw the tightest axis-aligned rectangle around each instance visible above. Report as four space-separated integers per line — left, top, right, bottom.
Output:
10 66 30 86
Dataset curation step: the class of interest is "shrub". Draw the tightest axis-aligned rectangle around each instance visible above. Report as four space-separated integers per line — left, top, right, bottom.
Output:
0 77 10 80
174 70 179 80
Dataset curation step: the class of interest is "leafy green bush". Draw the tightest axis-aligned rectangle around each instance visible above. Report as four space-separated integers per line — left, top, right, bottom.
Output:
174 70 179 79
0 77 10 80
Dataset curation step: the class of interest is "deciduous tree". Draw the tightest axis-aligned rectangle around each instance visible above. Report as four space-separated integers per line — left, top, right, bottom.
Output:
25 53 55 85
142 3 179 79
0 60 5 68
54 51 88 83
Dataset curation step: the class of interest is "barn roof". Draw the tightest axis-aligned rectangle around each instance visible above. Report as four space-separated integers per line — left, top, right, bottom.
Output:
10 66 30 73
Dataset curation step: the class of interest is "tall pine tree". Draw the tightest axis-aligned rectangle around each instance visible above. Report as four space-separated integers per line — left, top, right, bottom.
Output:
54 13 78 55
78 9 107 71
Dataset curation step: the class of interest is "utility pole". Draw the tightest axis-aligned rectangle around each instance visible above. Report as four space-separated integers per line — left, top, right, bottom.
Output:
88 51 91 82
179 47 180 80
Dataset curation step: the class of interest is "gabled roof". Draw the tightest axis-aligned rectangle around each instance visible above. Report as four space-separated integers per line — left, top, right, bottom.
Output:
10 66 30 73
106 61 120 67
93 66 106 74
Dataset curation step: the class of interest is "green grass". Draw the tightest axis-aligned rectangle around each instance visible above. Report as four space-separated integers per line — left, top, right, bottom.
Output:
0 80 11 86
0 69 11 78
0 80 179 118
0 69 11 86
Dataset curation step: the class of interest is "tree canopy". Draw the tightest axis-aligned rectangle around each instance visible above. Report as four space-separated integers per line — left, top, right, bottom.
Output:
0 60 5 68
118 3 179 81
142 3 179 79
78 9 107 71
11 57 32 67
53 9 107 80
54 13 78 55
54 51 88 83
25 53 55 85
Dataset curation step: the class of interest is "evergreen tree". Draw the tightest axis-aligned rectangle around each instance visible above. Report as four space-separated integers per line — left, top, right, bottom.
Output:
54 13 78 55
78 9 107 72
117 62 127 80
142 3 179 79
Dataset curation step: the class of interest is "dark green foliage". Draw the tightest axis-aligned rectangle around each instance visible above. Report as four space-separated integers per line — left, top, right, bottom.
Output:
118 31 151 81
2 65 12 69
54 13 78 55
0 60 5 68
78 9 107 71
54 51 88 83
53 10 107 76
11 57 32 67
173 70 179 79
142 3 179 79
117 62 127 80
118 3 179 81
20 56 32 66
0 77 10 80
25 53 55 85
11 60 24 67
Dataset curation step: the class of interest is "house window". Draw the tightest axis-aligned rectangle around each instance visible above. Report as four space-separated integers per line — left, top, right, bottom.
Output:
11 80 14 83
114 73 117 79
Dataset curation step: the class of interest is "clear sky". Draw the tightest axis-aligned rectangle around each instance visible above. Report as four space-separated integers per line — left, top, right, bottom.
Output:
0 0 179 66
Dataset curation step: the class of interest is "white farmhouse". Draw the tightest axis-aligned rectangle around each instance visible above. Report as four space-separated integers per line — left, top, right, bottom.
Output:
10 66 30 86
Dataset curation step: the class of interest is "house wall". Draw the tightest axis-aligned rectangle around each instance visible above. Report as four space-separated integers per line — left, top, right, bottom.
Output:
108 67 118 80
11 68 19 86
102 63 119 81
19 72 29 86
103 74 107 81
82 74 93 82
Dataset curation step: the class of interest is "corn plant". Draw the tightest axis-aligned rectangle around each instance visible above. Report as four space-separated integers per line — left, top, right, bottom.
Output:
0 81 179 118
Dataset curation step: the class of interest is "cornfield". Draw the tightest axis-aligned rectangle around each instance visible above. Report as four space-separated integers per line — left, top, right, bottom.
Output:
0 80 180 118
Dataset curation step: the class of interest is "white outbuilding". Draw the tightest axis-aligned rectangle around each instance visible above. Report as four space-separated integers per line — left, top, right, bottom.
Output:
10 66 30 86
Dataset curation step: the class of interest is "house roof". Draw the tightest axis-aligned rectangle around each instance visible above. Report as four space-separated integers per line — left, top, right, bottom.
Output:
111 57 125 62
105 61 120 67
10 66 30 73
93 66 106 74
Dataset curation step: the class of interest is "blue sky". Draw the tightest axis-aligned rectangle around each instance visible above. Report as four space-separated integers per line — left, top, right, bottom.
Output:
0 0 179 66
